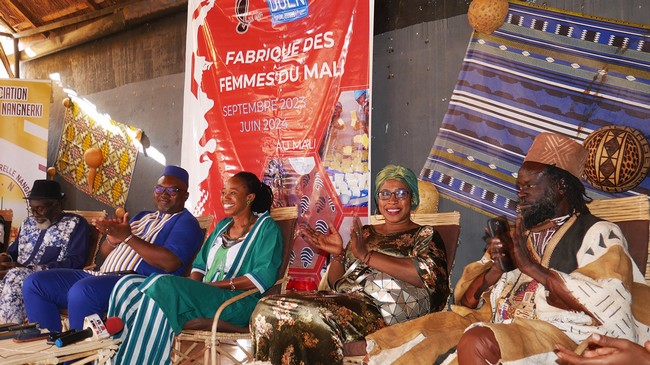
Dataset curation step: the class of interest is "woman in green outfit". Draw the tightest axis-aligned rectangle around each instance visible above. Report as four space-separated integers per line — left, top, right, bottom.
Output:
252 165 450 365
107 171 283 364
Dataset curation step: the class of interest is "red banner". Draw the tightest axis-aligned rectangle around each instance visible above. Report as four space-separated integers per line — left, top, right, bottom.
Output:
182 0 371 283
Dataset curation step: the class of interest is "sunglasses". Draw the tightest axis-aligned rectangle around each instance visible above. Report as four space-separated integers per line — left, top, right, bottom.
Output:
154 185 183 197
377 189 411 201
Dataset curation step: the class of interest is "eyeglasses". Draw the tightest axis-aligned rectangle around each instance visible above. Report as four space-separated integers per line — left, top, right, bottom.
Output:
377 189 411 201
154 185 183 197
27 202 54 215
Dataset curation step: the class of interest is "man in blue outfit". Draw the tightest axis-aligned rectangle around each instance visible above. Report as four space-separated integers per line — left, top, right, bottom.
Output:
23 165 204 332
0 180 89 324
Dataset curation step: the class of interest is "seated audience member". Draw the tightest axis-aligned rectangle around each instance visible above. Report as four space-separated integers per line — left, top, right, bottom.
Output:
555 334 650 365
252 165 450 365
363 133 649 365
0 180 89 324
23 165 204 332
108 171 283 364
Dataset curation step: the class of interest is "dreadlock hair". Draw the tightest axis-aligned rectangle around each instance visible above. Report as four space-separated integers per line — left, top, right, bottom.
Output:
544 165 591 215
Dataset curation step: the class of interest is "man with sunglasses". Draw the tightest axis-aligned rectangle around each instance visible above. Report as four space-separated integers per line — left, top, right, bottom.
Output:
0 180 89 325
23 165 204 333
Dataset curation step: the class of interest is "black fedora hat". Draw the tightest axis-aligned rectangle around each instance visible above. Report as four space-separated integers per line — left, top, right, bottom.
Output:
24 180 65 200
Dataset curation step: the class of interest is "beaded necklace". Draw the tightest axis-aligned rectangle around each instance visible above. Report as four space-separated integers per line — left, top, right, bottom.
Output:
222 213 255 248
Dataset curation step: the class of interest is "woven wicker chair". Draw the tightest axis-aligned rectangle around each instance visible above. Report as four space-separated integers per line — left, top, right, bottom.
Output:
182 215 215 277
370 211 461 276
62 210 107 270
587 195 650 281
0 209 12 252
171 206 298 365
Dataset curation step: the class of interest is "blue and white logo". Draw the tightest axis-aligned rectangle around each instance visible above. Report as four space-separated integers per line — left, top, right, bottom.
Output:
266 0 309 25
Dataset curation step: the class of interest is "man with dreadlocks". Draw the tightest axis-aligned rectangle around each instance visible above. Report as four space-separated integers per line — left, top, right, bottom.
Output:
364 133 649 365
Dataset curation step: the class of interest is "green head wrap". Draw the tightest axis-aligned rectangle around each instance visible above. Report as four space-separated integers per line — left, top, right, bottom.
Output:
375 165 420 210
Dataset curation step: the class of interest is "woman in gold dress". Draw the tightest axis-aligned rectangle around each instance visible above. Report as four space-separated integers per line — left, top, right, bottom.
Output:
251 165 450 364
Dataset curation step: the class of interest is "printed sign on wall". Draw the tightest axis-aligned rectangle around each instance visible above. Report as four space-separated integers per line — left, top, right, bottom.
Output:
182 0 372 283
0 78 52 240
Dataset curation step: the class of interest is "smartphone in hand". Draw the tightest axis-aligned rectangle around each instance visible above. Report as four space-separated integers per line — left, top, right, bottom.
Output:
487 216 509 237
486 216 515 272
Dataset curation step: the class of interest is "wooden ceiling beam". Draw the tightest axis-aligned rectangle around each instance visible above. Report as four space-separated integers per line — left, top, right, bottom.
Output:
15 13 127 62
13 0 141 39
10 0 187 63
0 16 17 34
121 0 188 22
81 0 100 11
5 0 40 28
0 44 15 78
41 3 92 23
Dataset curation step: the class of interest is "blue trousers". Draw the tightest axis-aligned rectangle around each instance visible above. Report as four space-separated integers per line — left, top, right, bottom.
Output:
23 269 123 331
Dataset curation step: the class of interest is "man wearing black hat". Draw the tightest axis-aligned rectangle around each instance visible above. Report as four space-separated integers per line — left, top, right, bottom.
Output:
0 180 90 325
23 165 204 332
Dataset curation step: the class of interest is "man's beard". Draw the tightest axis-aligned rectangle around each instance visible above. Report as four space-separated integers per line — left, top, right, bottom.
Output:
35 219 51 230
520 191 558 229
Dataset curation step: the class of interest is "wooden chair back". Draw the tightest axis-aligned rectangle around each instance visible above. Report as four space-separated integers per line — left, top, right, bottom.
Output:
0 210 12 252
587 195 650 282
370 211 461 275
183 215 215 277
64 210 107 269
267 206 298 296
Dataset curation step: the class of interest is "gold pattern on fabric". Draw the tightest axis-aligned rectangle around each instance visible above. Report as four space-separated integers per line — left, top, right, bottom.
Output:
54 100 139 208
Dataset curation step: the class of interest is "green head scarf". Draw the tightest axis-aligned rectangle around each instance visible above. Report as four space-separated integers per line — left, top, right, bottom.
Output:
375 165 420 210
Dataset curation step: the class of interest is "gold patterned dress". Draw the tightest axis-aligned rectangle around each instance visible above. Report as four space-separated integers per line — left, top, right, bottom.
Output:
251 224 450 365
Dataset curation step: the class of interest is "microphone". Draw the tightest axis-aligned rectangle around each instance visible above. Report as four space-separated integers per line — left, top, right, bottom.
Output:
47 328 78 343
55 315 123 347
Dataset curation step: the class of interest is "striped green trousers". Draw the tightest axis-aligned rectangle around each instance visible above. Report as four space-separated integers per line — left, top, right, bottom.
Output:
108 274 175 365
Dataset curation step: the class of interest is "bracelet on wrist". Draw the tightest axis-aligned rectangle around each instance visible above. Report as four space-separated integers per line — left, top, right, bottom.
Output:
229 278 236 290
331 252 347 265
363 251 375 265
124 234 134 244
105 239 118 248
0 253 13 262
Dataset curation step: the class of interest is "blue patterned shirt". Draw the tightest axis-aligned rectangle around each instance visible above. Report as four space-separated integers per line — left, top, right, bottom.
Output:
6 212 89 269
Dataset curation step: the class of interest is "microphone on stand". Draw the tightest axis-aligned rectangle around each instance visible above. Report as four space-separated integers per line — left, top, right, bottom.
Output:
55 315 123 348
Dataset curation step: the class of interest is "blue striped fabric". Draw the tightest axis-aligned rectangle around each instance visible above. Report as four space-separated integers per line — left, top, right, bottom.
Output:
89 211 179 275
421 2 650 219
